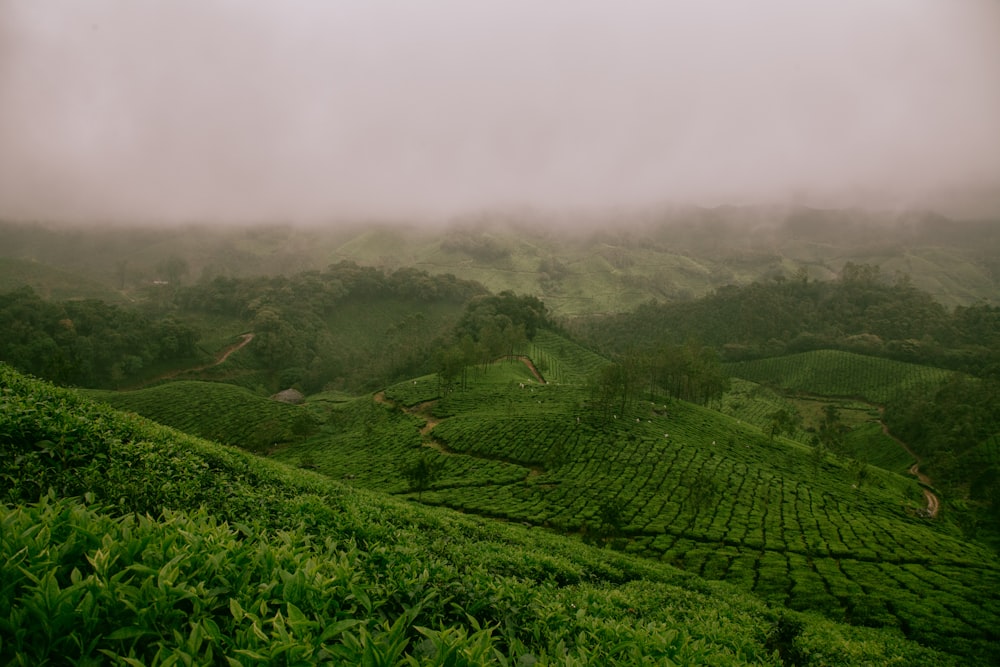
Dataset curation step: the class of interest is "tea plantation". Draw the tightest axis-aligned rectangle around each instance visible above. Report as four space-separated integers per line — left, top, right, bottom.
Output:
5 363 977 665
270 334 1000 663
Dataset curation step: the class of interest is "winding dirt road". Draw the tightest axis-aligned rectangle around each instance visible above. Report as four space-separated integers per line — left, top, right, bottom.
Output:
881 419 940 518
131 332 255 388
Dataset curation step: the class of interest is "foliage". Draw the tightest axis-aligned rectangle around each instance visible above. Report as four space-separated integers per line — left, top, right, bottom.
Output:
0 286 200 388
4 362 967 665
176 262 486 392
402 453 444 499
251 331 1000 662
884 374 1000 546
725 350 952 405
86 381 317 452
572 267 1000 378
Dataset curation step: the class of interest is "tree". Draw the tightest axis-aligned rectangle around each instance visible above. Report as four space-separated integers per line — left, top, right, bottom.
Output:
817 404 846 455
767 408 801 441
586 363 634 421
849 458 870 491
435 344 466 394
402 454 442 500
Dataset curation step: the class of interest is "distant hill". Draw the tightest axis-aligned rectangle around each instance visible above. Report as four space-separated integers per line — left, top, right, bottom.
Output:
3 205 998 315
0 257 127 303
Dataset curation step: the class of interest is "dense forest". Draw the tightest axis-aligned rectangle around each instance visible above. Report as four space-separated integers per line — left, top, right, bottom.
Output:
0 286 199 387
571 262 1000 377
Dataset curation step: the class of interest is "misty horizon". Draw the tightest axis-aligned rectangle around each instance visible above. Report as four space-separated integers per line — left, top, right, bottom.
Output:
2 1 999 225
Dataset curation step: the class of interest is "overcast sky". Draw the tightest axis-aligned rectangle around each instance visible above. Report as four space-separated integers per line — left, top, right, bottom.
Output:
2 1 999 224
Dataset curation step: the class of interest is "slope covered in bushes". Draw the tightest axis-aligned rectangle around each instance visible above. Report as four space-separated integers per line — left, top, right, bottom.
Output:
0 364 969 665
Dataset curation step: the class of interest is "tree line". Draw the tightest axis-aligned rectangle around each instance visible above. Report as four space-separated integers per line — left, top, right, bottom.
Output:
571 263 1000 379
0 286 199 387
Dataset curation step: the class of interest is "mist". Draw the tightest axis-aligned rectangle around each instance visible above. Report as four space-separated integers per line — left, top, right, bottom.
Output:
1 1 999 225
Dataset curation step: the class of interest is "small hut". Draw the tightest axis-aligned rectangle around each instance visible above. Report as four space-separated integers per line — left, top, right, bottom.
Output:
270 388 305 404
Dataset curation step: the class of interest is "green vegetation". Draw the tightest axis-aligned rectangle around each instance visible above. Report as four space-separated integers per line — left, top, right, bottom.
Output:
725 350 953 405
0 286 201 388
176 262 485 393
5 364 967 665
249 332 1000 661
5 207 1000 318
573 266 1000 379
85 381 318 452
0 257 127 303
4 211 1000 663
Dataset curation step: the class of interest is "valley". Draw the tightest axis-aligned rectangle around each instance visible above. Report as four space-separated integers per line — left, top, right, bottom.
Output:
2 213 1000 664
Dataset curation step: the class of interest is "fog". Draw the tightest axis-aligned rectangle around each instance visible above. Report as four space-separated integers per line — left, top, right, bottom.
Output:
1 1 999 225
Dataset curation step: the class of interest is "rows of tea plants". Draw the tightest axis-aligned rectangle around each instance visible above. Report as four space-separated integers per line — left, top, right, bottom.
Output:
719 377 808 439
522 330 610 384
433 365 583 418
719 374 919 474
86 381 315 452
271 397 530 493
725 349 953 403
415 391 1000 657
4 363 965 664
840 421 916 473
382 373 442 407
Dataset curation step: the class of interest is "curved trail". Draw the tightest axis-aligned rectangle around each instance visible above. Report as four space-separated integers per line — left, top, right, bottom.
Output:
211 333 255 366
132 333 255 388
880 419 939 518
374 391 543 479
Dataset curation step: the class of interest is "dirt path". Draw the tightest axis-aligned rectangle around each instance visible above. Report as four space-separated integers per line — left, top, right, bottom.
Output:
880 418 940 518
212 333 255 366
132 333 255 387
375 390 541 478
493 355 546 383
513 356 546 384
375 392 441 437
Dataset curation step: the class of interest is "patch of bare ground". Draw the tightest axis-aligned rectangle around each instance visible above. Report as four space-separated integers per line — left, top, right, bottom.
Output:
129 333 255 388
880 412 940 518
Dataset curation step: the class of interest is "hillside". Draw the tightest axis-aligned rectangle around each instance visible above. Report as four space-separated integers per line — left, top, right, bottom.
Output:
265 332 1000 662
1 364 968 665
724 350 954 405
0 257 128 303
85 381 319 452
3 207 999 315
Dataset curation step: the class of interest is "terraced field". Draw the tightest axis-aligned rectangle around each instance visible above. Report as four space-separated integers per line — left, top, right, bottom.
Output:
85 381 316 452
73 332 1000 659
6 362 969 665
423 397 997 655
719 377 915 473
282 332 1000 658
724 350 953 404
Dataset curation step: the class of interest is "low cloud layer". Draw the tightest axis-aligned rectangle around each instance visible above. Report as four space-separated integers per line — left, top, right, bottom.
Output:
2 1 999 224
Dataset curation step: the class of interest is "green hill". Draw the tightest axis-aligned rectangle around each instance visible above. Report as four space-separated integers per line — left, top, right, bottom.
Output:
266 333 1000 661
9 206 998 319
85 381 318 452
0 257 127 303
725 350 953 404
4 363 973 665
